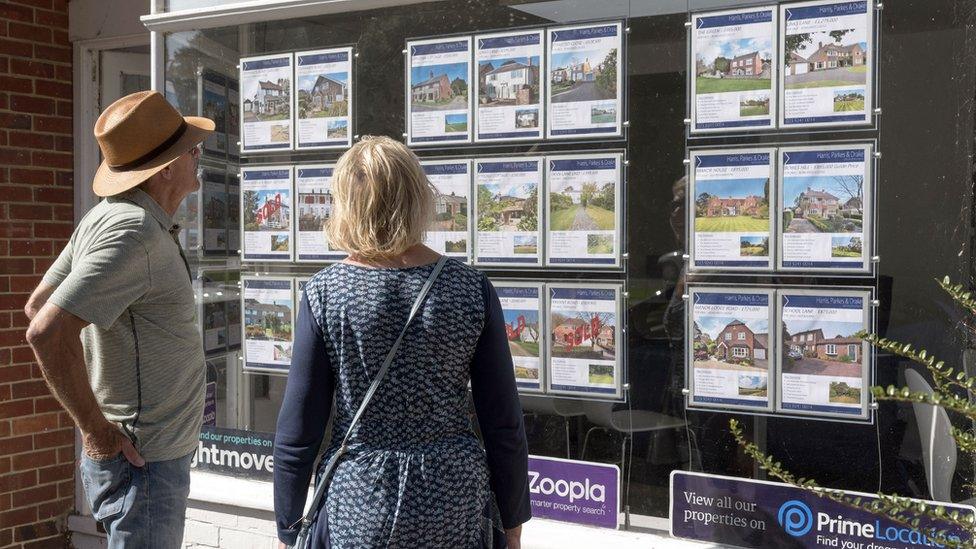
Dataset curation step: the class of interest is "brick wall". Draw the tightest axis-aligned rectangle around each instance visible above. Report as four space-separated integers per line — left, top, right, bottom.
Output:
0 1 76 548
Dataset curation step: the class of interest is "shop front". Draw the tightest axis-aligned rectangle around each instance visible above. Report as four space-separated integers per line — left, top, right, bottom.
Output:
68 0 976 546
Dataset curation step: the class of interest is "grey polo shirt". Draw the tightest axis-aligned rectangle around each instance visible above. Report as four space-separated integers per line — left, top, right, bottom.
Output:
43 188 205 462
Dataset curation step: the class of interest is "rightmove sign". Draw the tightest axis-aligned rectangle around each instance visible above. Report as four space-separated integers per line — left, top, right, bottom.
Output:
671 471 974 548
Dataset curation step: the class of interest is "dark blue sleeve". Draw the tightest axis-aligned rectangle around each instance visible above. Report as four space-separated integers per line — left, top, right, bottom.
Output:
470 277 532 529
273 292 334 545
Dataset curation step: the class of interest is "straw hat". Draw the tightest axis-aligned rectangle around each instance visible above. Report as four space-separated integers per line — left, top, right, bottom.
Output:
92 91 215 197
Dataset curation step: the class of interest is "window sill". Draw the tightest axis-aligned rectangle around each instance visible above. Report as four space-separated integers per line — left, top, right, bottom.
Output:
188 470 313 513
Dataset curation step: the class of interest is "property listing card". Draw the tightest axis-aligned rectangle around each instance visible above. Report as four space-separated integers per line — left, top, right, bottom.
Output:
688 288 774 411
226 296 241 349
689 149 774 271
201 168 228 256
406 37 472 146
239 54 293 152
474 158 542 266
547 22 623 139
242 277 294 372
779 144 871 272
199 70 228 156
547 284 621 398
778 290 870 419
421 159 471 260
295 164 346 263
227 78 240 162
495 282 544 393
202 296 228 354
545 153 622 267
240 166 293 262
474 29 544 142
690 7 776 133
780 0 873 127
227 177 240 254
295 48 352 150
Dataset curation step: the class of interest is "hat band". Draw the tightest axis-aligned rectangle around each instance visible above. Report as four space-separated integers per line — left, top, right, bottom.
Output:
108 120 189 171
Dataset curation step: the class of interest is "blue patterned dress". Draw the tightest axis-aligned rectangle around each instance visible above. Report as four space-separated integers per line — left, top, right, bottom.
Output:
273 259 531 548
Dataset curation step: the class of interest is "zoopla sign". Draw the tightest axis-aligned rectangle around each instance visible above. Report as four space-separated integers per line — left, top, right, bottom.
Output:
671 471 974 548
527 455 619 529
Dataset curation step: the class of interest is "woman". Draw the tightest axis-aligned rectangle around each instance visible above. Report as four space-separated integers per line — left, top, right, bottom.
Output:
273 136 531 548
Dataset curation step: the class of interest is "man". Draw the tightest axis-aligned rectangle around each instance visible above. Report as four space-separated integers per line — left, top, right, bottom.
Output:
25 91 214 548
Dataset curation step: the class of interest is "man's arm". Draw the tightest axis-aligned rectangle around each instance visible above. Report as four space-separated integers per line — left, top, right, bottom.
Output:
24 281 56 321
25 303 144 466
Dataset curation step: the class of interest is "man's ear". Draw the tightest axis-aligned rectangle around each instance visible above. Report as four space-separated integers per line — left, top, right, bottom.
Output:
159 164 173 180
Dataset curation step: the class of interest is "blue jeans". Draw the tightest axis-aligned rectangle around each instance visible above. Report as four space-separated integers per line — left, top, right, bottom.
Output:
79 452 192 549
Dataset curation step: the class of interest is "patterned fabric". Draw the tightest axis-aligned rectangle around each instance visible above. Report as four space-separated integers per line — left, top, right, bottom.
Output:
303 260 494 548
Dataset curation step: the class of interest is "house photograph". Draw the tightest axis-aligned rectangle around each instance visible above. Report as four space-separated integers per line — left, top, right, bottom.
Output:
695 36 772 95
550 310 616 361
477 181 538 232
503 308 541 360
784 29 868 88
550 47 617 103
410 63 469 111
243 77 291 122
694 177 769 232
243 190 291 231
549 179 615 232
244 298 293 342
297 71 348 119
298 187 333 232
478 56 541 107
782 175 864 235
693 317 769 372
431 189 468 231
782 318 863 378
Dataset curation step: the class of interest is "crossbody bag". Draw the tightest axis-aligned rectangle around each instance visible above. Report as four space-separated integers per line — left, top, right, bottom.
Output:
289 256 448 549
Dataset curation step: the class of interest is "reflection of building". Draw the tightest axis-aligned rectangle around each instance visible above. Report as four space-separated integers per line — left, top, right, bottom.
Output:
705 195 762 217
483 59 538 102
254 79 288 115
815 337 860 362
786 328 825 354
255 193 290 229
412 70 452 102
794 188 840 218
305 75 346 111
435 191 466 217
715 320 767 361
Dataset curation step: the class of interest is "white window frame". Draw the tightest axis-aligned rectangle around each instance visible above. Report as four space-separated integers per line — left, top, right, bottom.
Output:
737 332 745 340
826 344 837 356
732 347 748 358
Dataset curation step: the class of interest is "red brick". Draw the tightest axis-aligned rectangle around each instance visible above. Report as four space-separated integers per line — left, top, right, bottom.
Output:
0 526 10 547
34 256 53 272
51 204 70 220
51 29 66 46
0 365 31 384
54 63 69 82
10 275 41 292
0 457 9 475
0 112 31 130
32 428 71 449
9 204 51 220
30 151 69 169
11 449 56 472
0 148 30 166
0 506 36 528
0 75 31 93
14 519 59 543
0 4 34 23
0 57 9 73
35 498 71 520
55 98 70 117
0 258 32 275
35 462 71 481
10 346 34 363
0 399 33 419
11 380 47 399
0 222 32 238
32 44 69 64
8 22 50 43
10 94 54 115
9 240 51 255
10 58 53 78
32 115 69 134
0 38 32 58
9 412 58 435
10 130 53 149
55 447 70 465
33 397 59 415
32 222 71 239
33 79 69 99
0 185 33 202
11 0 53 10
10 168 53 185
24 534 65 549
0 470 36 492
54 170 70 187
0 420 9 438
34 10 66 29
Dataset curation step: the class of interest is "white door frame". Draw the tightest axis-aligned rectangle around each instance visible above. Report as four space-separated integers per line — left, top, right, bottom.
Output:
72 33 150 224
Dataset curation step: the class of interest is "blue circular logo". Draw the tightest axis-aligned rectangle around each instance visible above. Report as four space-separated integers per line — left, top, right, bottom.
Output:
778 500 813 537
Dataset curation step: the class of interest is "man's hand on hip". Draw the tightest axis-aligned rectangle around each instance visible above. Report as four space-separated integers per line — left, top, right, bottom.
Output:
83 423 145 466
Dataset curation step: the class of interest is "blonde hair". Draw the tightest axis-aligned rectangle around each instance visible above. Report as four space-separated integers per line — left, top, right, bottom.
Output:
326 135 435 260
